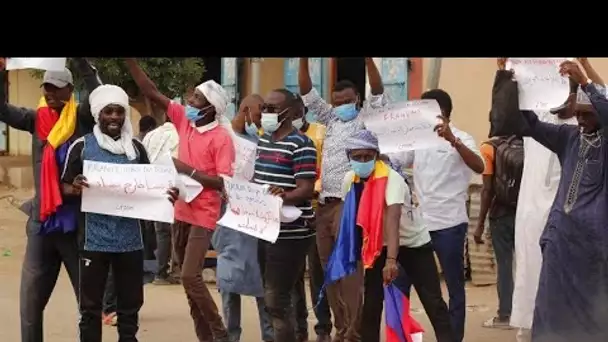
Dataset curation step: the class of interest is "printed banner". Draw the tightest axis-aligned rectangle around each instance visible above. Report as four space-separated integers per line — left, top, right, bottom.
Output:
217 176 281 243
81 161 177 223
360 100 444 153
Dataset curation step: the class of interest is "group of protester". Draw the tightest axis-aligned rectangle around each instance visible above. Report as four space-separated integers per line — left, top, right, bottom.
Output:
1 56 607 342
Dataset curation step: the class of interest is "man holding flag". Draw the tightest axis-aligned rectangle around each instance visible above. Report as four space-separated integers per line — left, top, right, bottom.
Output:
323 129 427 342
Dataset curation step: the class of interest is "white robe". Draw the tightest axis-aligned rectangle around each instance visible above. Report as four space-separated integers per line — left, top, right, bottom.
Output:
510 112 578 329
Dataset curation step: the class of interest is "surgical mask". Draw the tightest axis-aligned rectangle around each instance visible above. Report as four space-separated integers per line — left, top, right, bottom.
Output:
334 103 359 122
245 122 259 137
349 159 376 178
292 118 304 130
261 109 287 133
185 104 213 122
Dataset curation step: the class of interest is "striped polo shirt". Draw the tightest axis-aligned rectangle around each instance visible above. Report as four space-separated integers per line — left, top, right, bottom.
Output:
253 129 317 240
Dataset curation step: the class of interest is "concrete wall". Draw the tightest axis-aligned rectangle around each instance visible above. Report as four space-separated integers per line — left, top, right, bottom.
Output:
241 58 286 98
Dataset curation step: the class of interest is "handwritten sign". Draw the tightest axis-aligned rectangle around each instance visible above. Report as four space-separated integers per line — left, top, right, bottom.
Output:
154 152 203 203
81 161 177 223
360 100 443 153
217 176 281 243
506 58 570 111
6 58 67 71
233 136 257 180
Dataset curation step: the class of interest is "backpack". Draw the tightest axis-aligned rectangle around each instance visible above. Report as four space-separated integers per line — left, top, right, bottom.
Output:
488 136 524 207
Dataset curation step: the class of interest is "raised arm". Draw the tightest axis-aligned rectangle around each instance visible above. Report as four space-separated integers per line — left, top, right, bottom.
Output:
583 83 608 129
124 58 171 112
365 58 384 95
72 58 103 131
578 58 604 86
520 110 574 157
299 58 333 126
0 60 35 133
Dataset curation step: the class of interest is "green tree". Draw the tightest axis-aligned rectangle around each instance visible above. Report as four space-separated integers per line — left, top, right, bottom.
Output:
30 58 206 122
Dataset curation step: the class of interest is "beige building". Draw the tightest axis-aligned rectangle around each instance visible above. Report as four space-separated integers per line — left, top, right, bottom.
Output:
5 58 608 166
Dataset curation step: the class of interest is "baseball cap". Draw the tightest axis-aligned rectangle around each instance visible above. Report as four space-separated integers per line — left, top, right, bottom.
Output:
41 68 73 88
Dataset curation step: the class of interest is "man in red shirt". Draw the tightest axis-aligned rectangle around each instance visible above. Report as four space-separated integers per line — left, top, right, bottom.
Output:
125 59 234 342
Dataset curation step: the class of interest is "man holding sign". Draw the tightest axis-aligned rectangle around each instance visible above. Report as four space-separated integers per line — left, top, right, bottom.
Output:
61 84 178 341
254 88 317 342
0 57 102 342
126 59 234 342
389 89 484 342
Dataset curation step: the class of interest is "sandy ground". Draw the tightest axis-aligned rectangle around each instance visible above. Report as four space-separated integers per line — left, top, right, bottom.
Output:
0 187 517 341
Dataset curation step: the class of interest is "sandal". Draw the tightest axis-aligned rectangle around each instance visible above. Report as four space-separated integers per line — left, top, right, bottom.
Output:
482 316 513 330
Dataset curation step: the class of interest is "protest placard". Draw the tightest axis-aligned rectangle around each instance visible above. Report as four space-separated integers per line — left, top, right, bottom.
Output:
6 58 67 71
217 176 281 243
360 100 443 153
506 58 570 111
233 135 257 180
81 161 177 223
155 152 203 203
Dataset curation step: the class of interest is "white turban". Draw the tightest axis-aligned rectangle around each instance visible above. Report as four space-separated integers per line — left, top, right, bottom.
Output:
195 80 237 142
89 84 137 160
196 80 229 115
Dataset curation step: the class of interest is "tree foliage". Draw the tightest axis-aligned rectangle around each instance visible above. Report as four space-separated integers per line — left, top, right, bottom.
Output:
30 58 206 99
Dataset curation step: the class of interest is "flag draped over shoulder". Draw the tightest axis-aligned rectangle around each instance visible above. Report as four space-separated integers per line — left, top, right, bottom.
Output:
320 160 390 295
385 283 424 342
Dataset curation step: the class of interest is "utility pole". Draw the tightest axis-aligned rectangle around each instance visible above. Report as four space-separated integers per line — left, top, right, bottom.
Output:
426 58 443 90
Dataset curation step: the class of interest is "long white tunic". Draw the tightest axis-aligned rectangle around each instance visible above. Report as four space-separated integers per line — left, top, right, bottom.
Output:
510 112 577 329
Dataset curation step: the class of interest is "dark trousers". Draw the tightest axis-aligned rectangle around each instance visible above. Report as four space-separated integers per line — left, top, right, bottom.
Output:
260 237 312 342
361 244 455 342
103 266 117 314
79 250 144 342
292 239 332 338
155 221 172 279
20 232 80 342
490 214 515 319
430 223 468 342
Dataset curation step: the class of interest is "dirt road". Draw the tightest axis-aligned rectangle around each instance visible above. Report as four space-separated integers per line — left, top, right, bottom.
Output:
0 187 516 341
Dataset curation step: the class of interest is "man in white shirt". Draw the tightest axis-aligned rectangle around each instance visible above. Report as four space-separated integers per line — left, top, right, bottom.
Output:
389 89 484 342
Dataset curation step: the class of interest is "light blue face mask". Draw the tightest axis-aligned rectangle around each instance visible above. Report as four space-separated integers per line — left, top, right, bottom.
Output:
349 159 376 178
292 118 304 130
245 122 259 137
261 108 288 133
185 104 213 122
334 103 359 122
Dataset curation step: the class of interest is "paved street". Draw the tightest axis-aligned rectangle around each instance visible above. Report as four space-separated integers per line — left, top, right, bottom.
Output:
0 187 516 341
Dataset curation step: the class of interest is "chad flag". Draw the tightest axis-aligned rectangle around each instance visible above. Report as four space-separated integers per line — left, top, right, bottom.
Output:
385 283 424 342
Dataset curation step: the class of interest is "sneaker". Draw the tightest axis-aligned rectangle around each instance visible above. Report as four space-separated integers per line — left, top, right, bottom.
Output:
482 316 513 330
152 276 180 285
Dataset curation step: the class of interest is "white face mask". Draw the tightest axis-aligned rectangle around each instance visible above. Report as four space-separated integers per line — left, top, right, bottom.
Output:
261 113 284 133
292 118 304 130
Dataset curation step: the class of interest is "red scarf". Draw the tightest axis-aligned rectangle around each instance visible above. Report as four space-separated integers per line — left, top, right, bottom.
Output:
35 95 77 221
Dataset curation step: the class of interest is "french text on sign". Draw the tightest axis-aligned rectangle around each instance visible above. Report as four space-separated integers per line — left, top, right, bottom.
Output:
507 58 569 111
359 100 444 154
217 176 282 243
233 136 257 181
81 161 177 223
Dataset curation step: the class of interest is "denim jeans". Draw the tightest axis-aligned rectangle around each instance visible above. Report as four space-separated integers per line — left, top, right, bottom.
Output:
154 221 172 279
430 222 468 342
221 291 273 342
490 214 515 319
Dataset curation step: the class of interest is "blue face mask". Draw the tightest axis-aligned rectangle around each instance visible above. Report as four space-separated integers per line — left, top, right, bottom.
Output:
334 103 359 122
245 122 259 137
350 159 376 178
185 104 213 122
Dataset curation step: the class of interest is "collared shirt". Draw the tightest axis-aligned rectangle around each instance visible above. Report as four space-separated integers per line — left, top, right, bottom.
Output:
253 129 317 240
302 88 387 202
389 124 481 232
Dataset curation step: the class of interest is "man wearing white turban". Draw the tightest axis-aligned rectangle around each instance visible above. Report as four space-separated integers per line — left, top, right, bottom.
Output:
125 59 234 342
60 84 179 342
